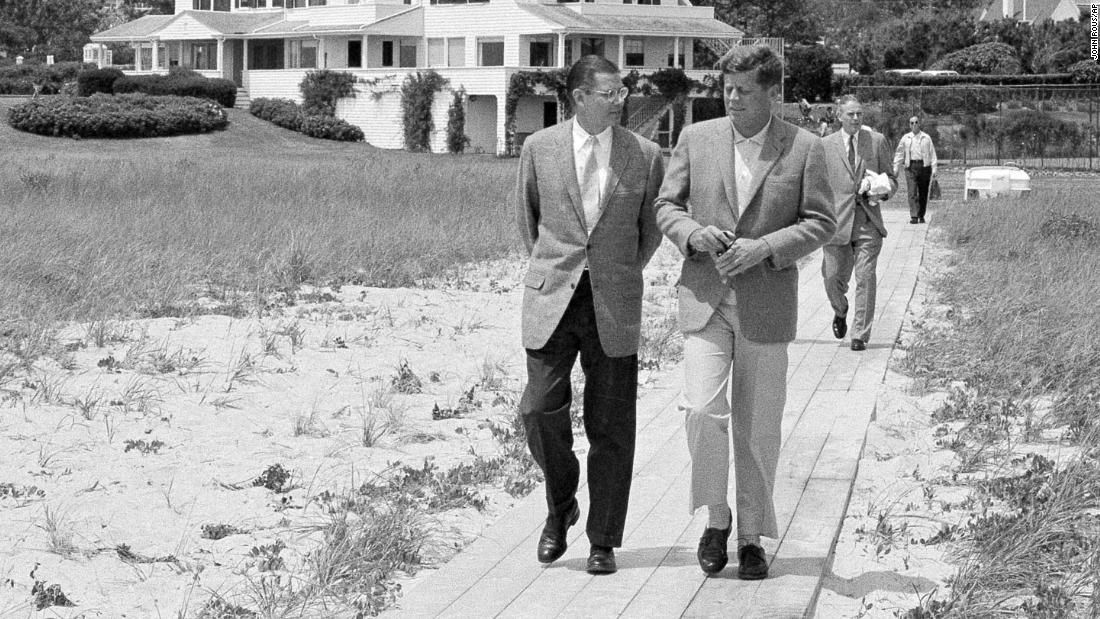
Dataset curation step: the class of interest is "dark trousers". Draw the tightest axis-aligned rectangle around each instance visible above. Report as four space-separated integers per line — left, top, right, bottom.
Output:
520 272 638 548
906 161 933 220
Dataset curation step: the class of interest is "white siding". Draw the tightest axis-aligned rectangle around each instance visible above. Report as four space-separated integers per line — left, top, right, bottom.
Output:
174 0 188 14
423 0 555 38
429 89 454 152
285 5 382 25
336 91 405 149
249 69 309 101
465 95 497 154
157 15 219 39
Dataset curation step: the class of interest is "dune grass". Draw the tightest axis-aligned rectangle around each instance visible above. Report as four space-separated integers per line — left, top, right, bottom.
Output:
0 107 519 357
901 188 1100 617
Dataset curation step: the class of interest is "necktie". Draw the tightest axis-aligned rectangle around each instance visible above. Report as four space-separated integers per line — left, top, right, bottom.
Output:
848 133 856 169
580 135 601 230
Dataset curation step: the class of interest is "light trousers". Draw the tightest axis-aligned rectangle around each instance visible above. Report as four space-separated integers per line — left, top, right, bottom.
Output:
682 290 787 539
822 215 883 343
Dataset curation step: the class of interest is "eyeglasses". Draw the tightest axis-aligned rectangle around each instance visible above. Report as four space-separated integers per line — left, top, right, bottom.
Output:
909 121 920 125
587 87 629 102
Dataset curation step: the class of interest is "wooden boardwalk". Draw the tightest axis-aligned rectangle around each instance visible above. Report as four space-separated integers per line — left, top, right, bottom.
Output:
386 210 927 619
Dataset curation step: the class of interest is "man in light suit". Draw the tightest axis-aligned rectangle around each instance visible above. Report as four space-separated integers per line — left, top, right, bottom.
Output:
654 46 835 580
822 95 897 352
515 55 664 575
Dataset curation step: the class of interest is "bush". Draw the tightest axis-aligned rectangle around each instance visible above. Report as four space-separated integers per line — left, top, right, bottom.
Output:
0 62 88 95
1068 60 1100 84
7 93 228 138
300 70 358 117
931 42 1022 75
445 88 469 154
249 97 364 142
784 44 839 103
77 68 125 96
993 109 1086 158
401 70 447 152
918 86 1000 116
112 74 237 107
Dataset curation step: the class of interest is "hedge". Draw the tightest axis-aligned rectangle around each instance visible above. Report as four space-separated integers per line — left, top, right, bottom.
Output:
835 73 1077 91
112 74 237 107
77 68 125 96
7 93 229 138
249 97 364 142
0 62 89 95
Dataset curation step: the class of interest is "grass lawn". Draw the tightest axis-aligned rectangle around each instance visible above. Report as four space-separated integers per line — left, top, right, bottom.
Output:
0 97 519 338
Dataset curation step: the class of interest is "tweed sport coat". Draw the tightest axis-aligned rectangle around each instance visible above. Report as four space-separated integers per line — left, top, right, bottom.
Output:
654 116 836 344
515 120 665 358
823 127 897 245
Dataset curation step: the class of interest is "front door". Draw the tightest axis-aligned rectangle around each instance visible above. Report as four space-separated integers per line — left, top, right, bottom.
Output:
543 101 557 128
231 40 243 86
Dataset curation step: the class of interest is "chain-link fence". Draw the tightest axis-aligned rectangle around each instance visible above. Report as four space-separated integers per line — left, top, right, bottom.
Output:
844 84 1100 170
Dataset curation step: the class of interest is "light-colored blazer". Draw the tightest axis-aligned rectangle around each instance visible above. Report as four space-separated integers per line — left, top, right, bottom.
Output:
823 127 897 245
515 120 665 357
654 116 835 344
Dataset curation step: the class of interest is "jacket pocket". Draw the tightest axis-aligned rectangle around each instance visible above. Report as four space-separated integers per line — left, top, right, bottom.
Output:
524 270 546 290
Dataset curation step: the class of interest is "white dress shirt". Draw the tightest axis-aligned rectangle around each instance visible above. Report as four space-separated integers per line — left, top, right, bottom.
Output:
572 119 613 233
732 117 771 216
893 130 938 173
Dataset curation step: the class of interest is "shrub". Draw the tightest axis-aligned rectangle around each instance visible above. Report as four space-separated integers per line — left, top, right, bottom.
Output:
445 87 469 154
784 44 839 103
931 42 1022 75
7 93 228 138
77 68 125 96
0 61 88 95
993 109 1085 158
1068 60 1100 84
112 74 237 107
300 70 358 117
918 86 1000 116
401 70 447 152
249 97 364 142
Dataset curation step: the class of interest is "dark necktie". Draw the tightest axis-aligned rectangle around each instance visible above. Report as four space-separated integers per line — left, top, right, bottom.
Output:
848 133 856 169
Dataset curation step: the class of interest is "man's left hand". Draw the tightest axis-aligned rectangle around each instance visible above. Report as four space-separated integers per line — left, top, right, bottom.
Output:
714 237 771 282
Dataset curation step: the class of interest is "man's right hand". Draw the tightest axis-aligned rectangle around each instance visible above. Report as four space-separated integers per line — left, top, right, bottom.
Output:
688 226 736 254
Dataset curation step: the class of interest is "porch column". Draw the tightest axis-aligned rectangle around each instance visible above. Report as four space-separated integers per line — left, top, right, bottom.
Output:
685 37 693 70
362 35 368 68
178 41 185 68
618 35 624 69
131 42 140 70
216 37 225 71
557 32 565 67
673 36 680 68
151 39 159 72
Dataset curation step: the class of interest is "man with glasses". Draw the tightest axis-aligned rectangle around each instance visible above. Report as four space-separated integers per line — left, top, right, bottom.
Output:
893 116 938 224
515 55 664 574
654 45 835 580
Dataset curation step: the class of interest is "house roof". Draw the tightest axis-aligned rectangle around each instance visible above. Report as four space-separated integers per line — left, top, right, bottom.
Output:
91 14 175 40
518 4 742 37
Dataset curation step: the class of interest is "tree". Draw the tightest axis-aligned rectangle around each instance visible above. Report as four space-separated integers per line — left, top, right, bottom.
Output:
931 41 1022 74
694 0 821 45
784 45 838 103
0 0 103 61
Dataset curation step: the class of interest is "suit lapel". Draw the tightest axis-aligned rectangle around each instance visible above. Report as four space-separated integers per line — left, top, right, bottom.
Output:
833 132 855 180
556 122 588 231
740 118 784 210
717 122 739 222
856 128 870 178
592 126 636 229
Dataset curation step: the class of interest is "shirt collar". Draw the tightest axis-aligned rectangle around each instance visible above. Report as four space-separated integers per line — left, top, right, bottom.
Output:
573 118 613 150
732 116 771 146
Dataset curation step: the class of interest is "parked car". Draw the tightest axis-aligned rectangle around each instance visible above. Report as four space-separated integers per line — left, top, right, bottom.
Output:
920 70 960 77
964 165 1031 200
884 69 922 76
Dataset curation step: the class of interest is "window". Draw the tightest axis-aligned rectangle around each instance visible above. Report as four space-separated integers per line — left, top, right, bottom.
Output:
399 41 416 67
479 39 504 66
192 0 210 8
447 37 465 67
638 0 660 4
289 39 318 69
249 40 284 69
347 40 362 68
427 38 444 67
270 0 283 6
139 46 152 71
157 44 167 69
624 39 643 67
529 41 551 67
213 0 230 9
564 39 573 66
382 40 394 67
580 37 604 57
308 0 326 5
191 42 217 70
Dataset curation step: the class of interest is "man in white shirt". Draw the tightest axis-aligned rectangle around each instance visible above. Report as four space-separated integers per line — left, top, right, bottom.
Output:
515 55 665 575
892 116 938 224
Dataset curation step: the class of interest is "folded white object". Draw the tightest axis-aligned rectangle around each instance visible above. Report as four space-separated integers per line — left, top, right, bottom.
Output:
860 171 892 196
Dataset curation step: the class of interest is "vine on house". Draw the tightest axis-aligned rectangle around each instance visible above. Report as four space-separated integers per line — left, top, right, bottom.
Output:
299 70 358 117
504 69 569 156
446 87 470 154
401 70 448 152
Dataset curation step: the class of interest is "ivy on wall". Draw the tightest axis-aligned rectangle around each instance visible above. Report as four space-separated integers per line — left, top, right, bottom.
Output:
446 87 470 154
504 69 569 156
299 70 358 117
401 70 448 152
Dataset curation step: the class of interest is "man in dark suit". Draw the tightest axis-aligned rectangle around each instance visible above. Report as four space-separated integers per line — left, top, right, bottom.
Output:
654 46 835 580
822 95 897 352
514 55 665 574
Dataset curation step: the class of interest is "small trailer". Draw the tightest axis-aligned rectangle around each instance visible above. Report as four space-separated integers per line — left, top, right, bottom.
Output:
963 165 1031 200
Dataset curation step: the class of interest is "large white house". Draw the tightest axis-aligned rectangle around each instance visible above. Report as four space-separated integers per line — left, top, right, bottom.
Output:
90 0 749 153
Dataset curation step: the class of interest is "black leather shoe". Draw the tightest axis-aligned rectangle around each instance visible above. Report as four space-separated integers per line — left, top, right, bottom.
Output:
586 545 617 574
696 525 731 575
910 217 919 224
537 502 580 564
850 338 866 351
918 217 926 223
831 315 847 340
737 544 769 580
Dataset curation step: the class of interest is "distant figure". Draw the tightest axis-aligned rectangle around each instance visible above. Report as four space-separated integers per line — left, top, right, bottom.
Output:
654 45 835 581
514 55 665 576
798 97 813 122
820 95 897 353
893 115 938 224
